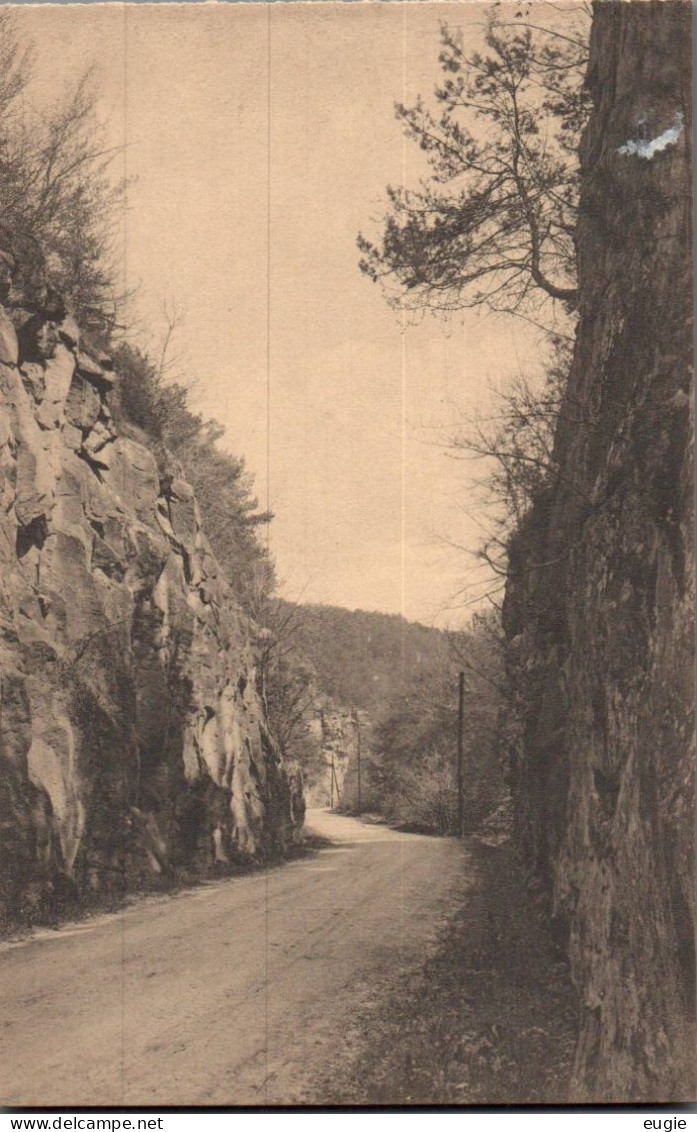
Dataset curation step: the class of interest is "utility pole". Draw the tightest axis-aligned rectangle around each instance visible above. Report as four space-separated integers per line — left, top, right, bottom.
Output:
457 671 465 838
354 710 362 815
321 708 333 811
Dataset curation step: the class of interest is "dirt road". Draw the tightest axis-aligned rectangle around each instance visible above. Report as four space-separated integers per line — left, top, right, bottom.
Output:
1 811 469 1107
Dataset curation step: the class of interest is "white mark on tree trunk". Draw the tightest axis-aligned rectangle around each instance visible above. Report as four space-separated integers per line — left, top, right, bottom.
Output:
618 112 684 159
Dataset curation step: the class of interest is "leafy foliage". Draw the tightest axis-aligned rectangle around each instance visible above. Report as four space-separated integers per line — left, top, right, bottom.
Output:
256 600 317 754
449 334 572 586
359 10 590 320
263 651 325 788
112 342 274 611
0 12 128 329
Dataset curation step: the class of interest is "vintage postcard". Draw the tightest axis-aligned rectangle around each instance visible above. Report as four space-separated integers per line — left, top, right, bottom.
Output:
0 0 693 1112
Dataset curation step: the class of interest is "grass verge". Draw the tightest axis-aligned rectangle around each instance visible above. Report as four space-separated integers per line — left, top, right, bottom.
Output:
319 838 579 1105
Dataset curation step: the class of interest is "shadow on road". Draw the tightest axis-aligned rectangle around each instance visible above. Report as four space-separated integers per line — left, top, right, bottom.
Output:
315 837 579 1106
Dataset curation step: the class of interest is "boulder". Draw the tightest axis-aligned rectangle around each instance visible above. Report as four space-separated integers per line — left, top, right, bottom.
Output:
76 350 114 391
34 345 76 430
0 307 18 366
64 378 101 434
57 315 80 350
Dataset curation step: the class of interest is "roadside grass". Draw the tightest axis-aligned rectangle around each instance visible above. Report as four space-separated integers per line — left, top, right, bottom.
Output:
319 838 579 1105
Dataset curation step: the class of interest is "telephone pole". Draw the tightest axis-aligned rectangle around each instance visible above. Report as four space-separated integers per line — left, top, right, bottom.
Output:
457 671 465 838
354 710 362 815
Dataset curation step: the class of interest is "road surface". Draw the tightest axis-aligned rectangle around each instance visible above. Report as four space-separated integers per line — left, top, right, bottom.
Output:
0 811 469 1107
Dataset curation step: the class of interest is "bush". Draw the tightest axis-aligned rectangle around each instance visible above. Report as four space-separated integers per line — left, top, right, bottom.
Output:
0 12 128 329
387 759 459 835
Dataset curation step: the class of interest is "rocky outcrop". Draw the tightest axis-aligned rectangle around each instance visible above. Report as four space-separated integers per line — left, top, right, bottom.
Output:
0 271 303 930
305 703 368 811
504 1 694 1102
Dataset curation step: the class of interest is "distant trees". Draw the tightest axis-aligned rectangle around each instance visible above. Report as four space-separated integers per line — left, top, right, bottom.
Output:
246 597 328 789
367 611 507 835
274 601 452 713
359 9 590 322
0 11 127 330
279 602 508 836
367 655 460 833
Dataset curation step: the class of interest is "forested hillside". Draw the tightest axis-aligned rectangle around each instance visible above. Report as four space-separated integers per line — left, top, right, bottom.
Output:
273 600 450 713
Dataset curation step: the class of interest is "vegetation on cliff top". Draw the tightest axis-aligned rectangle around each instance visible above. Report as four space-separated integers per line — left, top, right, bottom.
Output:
112 341 275 614
0 11 127 331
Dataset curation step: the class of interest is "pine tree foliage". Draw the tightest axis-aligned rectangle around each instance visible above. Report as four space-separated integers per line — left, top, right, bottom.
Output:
359 9 590 320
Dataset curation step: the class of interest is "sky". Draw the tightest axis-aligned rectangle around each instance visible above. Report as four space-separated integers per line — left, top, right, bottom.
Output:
18 1 548 626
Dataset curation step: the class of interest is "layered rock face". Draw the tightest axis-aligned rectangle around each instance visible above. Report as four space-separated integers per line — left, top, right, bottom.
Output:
504 1 694 1102
0 271 303 930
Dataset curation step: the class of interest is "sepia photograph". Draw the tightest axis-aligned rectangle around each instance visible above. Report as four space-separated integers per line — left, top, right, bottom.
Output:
0 0 693 1112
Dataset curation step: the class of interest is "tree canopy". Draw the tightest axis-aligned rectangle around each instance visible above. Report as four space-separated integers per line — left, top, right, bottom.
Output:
359 10 590 322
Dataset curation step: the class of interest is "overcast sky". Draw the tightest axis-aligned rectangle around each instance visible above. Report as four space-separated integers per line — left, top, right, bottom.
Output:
19 1 546 626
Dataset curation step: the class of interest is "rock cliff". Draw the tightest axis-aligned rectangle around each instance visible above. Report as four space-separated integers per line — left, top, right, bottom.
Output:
0 262 303 930
305 703 369 812
503 0 694 1102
